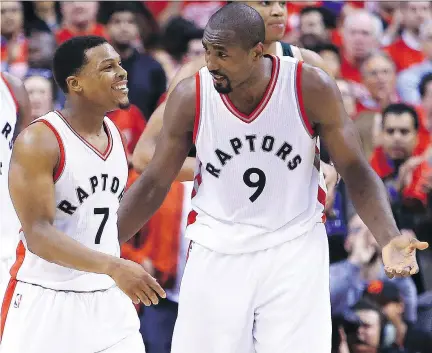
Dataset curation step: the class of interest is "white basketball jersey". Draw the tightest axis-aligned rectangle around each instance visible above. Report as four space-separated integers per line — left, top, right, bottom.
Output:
187 55 326 254
15 111 128 291
0 73 21 260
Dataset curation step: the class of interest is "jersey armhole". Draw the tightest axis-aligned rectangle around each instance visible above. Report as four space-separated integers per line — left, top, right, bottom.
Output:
1 73 20 113
31 119 66 183
294 61 315 138
192 72 201 144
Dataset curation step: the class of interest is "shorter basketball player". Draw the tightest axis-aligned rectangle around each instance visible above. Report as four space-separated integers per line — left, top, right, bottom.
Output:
1 36 165 353
117 4 429 353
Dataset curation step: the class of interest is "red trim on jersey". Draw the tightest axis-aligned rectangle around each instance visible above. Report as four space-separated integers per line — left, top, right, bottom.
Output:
193 72 201 144
34 120 66 182
54 111 113 161
187 210 198 226
185 240 193 263
220 55 280 124
1 241 26 341
0 73 19 113
295 61 315 137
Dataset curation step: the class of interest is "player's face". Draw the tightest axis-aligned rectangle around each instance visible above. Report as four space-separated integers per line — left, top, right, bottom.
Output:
74 43 129 111
246 1 287 43
203 29 262 94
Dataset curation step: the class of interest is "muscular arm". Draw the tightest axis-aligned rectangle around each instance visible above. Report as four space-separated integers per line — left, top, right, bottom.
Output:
2 72 32 138
132 56 205 179
118 77 196 243
302 64 399 248
9 124 121 276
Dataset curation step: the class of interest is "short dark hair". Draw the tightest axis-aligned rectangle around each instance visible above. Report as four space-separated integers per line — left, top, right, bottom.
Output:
312 42 340 58
52 36 108 93
103 2 141 24
206 2 265 50
419 73 432 99
382 103 419 130
300 6 337 29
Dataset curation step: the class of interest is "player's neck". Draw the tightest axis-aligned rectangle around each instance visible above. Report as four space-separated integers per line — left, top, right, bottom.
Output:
263 42 278 55
61 100 106 135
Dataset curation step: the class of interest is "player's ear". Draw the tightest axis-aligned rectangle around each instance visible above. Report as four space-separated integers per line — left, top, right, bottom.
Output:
66 76 83 93
252 42 264 61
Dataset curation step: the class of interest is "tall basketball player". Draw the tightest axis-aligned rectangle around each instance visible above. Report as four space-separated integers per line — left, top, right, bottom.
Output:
1 36 165 353
0 72 31 303
118 4 429 353
132 0 339 213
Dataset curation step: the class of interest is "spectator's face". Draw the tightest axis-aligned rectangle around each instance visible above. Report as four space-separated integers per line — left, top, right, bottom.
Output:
343 15 379 60
28 32 56 69
246 1 287 43
336 80 356 117
185 39 206 63
421 22 432 60
382 113 418 160
422 81 432 114
320 49 340 79
61 1 98 28
402 2 432 34
72 43 129 111
362 56 396 103
24 76 54 119
352 310 381 353
34 1 55 13
107 11 138 49
300 11 327 40
0 1 23 37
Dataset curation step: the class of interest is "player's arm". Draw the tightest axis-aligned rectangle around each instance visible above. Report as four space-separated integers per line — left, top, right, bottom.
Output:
2 72 32 137
119 76 196 244
301 64 399 248
131 56 205 179
9 124 165 304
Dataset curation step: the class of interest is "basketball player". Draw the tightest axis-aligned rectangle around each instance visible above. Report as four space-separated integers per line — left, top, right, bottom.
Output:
118 4 429 353
0 72 31 302
132 1 338 213
1 36 165 353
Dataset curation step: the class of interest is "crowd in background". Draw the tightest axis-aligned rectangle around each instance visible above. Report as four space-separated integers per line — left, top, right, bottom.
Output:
1 1 432 353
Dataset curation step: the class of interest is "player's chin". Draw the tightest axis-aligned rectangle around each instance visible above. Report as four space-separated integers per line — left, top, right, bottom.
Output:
117 97 130 110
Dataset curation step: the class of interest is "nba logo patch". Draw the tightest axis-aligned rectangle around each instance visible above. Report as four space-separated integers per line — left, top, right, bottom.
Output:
13 293 22 308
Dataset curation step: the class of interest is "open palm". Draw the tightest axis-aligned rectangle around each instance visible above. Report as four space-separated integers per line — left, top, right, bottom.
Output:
382 232 429 278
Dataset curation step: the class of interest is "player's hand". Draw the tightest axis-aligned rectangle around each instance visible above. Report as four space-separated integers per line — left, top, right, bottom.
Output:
108 258 166 305
382 231 429 278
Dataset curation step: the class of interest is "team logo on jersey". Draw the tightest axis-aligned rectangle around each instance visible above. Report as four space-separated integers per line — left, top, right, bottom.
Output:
205 134 302 178
2 121 14 150
57 174 125 215
13 293 22 308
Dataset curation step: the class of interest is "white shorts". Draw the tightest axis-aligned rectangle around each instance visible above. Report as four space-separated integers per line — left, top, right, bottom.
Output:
172 223 331 353
0 281 145 353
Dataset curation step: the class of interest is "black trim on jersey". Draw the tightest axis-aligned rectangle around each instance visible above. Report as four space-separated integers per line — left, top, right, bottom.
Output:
280 42 294 58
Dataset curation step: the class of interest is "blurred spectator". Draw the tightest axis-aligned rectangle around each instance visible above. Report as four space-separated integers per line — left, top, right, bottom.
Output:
56 1 107 45
23 1 61 33
315 43 341 79
23 74 55 120
330 214 418 323
298 6 336 46
375 1 403 46
384 2 432 73
340 10 382 83
105 3 166 119
27 29 56 70
397 20 432 105
419 73 432 132
152 17 203 84
357 51 398 114
364 281 432 352
417 291 432 333
1 1 28 78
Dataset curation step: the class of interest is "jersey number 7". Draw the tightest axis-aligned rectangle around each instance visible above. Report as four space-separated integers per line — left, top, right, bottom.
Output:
94 207 109 244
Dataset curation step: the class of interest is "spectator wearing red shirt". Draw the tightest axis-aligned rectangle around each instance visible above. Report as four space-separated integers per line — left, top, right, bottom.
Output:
340 10 382 83
56 2 108 45
384 1 431 73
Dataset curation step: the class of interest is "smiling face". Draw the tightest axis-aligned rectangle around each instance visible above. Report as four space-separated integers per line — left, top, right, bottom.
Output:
68 43 129 111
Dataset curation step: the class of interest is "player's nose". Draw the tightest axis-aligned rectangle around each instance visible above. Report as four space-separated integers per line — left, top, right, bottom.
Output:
270 2 285 16
117 65 127 80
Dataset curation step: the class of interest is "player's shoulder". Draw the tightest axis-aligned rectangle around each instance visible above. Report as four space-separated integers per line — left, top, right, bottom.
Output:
1 71 27 105
13 112 60 161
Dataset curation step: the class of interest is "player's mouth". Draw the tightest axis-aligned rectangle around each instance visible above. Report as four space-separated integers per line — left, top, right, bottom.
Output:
267 21 285 31
211 74 226 84
112 80 129 94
